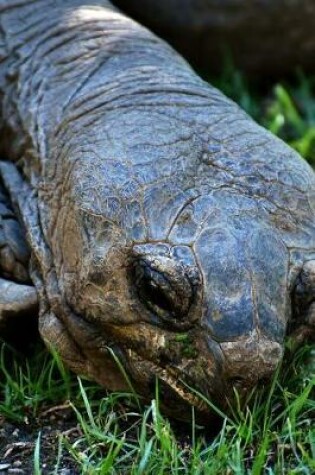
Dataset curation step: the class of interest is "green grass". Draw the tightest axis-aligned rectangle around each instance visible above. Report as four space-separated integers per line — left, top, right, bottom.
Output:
1 70 315 473
0 342 314 474
0 344 72 422
61 348 315 474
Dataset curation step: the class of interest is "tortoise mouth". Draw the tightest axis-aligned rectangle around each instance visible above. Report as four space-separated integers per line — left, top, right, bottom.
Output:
52 303 223 417
126 348 218 415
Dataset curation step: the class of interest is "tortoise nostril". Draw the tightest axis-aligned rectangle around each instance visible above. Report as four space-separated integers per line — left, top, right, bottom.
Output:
226 376 252 392
227 373 271 390
228 377 245 386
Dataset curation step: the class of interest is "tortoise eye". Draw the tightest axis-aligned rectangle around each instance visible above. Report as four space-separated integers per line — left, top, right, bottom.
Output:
133 258 192 322
140 267 175 316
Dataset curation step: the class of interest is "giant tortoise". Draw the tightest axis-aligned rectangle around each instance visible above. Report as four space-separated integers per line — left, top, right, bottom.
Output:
0 0 314 419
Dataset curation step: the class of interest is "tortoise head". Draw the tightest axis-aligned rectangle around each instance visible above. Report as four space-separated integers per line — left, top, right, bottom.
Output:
39 183 311 420
31 106 315 420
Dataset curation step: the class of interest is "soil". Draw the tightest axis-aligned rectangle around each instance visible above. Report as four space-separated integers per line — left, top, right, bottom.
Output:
0 404 81 475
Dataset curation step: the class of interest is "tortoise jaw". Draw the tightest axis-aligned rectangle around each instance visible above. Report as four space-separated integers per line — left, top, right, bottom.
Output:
127 349 211 413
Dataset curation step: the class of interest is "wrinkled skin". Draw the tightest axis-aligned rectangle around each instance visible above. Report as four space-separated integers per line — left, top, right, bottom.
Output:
0 0 314 419
114 0 315 77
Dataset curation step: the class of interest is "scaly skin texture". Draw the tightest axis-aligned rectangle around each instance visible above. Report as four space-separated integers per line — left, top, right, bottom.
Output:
114 0 315 76
0 0 314 419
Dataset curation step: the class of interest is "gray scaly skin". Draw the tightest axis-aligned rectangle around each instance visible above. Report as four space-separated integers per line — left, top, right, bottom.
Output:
0 0 314 418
